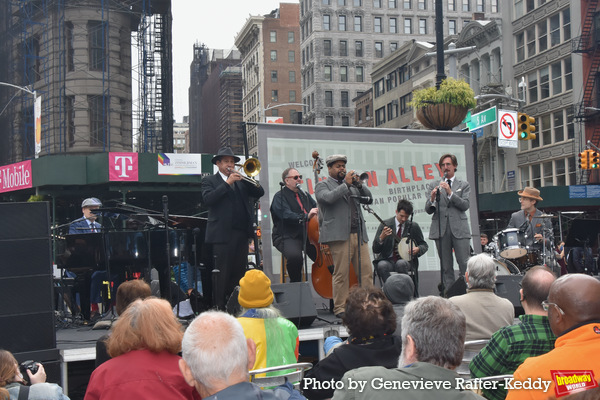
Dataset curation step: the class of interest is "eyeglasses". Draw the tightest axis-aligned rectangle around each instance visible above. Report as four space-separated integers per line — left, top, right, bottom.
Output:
286 175 302 180
541 300 565 315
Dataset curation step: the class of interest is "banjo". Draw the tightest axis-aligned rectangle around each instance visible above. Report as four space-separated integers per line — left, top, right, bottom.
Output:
363 204 417 261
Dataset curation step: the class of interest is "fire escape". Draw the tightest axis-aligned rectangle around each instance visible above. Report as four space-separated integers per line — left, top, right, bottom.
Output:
573 0 600 184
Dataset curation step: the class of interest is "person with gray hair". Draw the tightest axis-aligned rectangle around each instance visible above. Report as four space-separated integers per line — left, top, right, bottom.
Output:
179 311 305 400
332 296 484 399
449 253 514 342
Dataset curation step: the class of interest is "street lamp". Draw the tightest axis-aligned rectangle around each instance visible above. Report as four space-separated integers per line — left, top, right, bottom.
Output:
0 81 40 158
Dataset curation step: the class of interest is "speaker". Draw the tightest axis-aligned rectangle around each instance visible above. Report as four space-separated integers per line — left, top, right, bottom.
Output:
0 202 56 354
494 275 524 316
271 282 317 328
446 277 467 298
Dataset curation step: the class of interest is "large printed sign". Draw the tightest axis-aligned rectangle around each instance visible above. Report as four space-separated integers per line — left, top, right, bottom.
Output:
256 124 478 276
109 152 138 181
158 153 203 175
35 95 42 157
0 160 33 193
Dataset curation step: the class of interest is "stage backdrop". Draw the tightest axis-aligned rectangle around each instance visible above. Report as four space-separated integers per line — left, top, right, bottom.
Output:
256 123 480 283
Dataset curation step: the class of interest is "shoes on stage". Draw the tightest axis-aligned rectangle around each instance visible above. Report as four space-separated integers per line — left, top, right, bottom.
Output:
89 311 101 323
335 312 345 319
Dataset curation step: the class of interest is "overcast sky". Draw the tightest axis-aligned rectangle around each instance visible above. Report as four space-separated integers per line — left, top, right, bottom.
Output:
171 0 298 123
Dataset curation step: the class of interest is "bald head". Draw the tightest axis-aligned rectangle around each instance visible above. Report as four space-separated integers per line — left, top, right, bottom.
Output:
521 266 556 311
548 274 600 336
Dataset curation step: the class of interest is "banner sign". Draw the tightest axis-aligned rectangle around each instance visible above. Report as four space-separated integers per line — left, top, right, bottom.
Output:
0 160 33 193
158 153 203 175
109 152 139 181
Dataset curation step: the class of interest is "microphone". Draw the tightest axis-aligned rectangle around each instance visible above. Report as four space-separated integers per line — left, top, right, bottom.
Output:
279 182 285 187
295 182 302 190
350 195 371 202
162 195 169 222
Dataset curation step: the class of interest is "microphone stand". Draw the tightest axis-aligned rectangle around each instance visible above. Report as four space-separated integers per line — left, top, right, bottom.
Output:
407 212 418 297
349 191 364 286
297 184 310 282
277 182 287 281
436 183 444 296
162 195 172 304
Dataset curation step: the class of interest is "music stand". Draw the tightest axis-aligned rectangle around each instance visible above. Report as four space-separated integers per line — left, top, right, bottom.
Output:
564 219 600 275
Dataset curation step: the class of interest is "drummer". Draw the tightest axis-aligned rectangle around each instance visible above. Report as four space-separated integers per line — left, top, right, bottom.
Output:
506 187 553 252
480 233 497 256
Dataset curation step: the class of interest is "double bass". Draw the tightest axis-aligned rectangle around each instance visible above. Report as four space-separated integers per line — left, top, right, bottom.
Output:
308 151 358 299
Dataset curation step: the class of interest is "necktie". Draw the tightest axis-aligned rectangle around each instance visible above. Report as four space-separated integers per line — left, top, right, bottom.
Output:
295 193 306 213
447 179 452 188
397 224 403 238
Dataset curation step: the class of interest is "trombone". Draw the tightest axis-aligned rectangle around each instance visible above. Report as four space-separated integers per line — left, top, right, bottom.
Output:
228 158 261 186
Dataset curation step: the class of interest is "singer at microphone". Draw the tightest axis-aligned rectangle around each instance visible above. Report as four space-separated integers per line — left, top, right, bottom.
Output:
424 154 472 296
270 168 318 283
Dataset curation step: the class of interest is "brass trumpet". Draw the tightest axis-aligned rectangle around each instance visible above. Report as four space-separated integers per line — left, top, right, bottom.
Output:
350 171 369 189
228 157 261 186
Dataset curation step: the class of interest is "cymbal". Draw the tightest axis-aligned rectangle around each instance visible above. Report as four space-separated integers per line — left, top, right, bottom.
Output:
538 214 556 218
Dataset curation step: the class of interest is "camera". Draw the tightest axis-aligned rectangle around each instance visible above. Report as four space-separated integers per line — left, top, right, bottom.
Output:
19 360 39 384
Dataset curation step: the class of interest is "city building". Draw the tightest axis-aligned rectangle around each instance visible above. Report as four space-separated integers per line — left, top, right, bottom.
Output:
235 3 302 156
173 121 189 153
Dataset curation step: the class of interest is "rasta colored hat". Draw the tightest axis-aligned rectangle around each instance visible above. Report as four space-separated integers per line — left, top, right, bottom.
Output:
325 154 347 167
211 147 241 164
238 269 274 309
81 197 102 208
518 187 543 202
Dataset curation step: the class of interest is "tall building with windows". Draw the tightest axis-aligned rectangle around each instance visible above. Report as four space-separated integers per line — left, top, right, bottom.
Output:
235 3 302 156
299 0 501 126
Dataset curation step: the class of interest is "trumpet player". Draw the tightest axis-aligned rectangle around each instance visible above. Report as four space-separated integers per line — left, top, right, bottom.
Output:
372 199 428 296
315 154 373 318
200 147 265 310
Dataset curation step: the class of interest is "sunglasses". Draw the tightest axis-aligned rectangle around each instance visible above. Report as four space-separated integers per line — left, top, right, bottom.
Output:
287 175 303 180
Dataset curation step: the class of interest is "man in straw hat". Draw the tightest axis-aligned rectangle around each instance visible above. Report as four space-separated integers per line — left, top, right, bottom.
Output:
200 147 264 310
506 186 553 252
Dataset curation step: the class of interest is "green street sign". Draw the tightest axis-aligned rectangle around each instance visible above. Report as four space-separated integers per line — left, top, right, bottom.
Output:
467 106 497 131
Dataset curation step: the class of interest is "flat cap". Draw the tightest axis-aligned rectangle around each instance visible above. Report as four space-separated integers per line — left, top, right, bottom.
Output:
81 197 102 208
325 154 347 166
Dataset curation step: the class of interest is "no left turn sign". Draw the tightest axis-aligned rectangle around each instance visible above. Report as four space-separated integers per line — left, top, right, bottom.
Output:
498 110 518 149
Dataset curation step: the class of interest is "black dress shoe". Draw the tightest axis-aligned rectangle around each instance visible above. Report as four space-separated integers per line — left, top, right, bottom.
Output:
335 312 345 319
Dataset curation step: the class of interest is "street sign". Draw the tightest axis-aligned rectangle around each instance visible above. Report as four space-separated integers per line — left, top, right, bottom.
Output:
467 106 497 131
498 109 518 149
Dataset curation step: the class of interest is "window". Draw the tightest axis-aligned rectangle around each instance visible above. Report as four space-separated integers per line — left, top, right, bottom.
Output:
550 13 560 47
526 0 534 12
400 94 412 115
375 41 383 58
516 32 524 62
515 0 523 19
375 107 386 126
563 9 571 41
528 71 538 103
553 110 564 143
374 17 382 33
338 0 346 4
340 66 348 82
272 109 279 117
289 71 296 83
399 64 410 83
387 101 398 120
374 0 382 7
418 0 426 10
476 0 484 12
389 0 397 8
356 66 364 82
358 109 363 122
404 18 412 34
271 90 278 102
325 65 332 81
540 66 550 99
323 0 330 4
270 31 277 42
325 91 333 107
449 20 457 35
289 51 295 62
271 50 277 61
354 0 362 5
354 16 362 31
419 19 427 34
551 61 561 95
339 15 346 31
390 18 397 33
324 39 332 56
565 57 572 91
355 41 363 57
386 71 397 90
526 26 536 57
326 116 334 126
341 91 349 107
448 0 455 11
340 40 348 56
323 15 331 30
290 90 296 102
89 21 106 71
538 21 547 52
374 78 385 97
404 0 411 9
288 31 295 43
89 95 108 145
491 0 498 12
462 0 470 12
342 116 350 126
390 42 398 52
271 70 278 82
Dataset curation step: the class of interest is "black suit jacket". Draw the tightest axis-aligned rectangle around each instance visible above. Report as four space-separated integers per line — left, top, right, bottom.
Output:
372 216 428 268
270 186 316 246
200 173 265 244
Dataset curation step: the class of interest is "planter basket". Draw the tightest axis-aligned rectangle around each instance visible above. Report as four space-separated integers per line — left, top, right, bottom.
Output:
416 103 468 130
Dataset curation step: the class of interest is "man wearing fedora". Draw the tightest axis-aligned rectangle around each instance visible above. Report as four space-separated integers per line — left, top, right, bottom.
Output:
201 147 264 310
507 187 553 252
315 154 373 318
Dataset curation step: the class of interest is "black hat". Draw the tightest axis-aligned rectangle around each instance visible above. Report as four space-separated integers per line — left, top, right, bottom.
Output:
211 147 241 164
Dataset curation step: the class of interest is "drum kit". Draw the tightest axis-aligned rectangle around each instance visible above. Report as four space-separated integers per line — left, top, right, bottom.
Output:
484 214 557 275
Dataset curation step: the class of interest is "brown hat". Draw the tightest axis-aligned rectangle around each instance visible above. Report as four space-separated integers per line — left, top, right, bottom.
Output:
325 154 347 167
238 269 274 309
211 147 241 165
518 187 543 201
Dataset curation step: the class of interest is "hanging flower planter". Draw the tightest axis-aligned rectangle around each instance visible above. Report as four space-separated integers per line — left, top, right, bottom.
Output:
416 103 469 131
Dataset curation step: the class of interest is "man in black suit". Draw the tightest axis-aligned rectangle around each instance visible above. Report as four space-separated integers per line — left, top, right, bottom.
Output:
270 167 318 282
372 199 428 295
200 147 264 309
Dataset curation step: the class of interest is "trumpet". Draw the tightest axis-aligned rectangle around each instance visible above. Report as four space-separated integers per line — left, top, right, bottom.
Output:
350 171 369 189
228 157 261 187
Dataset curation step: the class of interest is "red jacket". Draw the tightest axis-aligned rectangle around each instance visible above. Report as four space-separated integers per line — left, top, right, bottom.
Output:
85 349 200 400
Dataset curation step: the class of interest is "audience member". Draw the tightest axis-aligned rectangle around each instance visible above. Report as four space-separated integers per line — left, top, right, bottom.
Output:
302 287 402 400
0 350 69 400
332 296 483 399
506 274 600 399
470 266 557 400
95 279 152 367
179 311 305 399
449 253 514 342
84 298 199 400
382 273 415 335
236 270 299 372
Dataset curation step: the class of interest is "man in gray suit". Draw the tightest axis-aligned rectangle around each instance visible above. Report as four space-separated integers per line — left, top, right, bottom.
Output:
425 154 472 295
506 186 553 251
315 154 373 317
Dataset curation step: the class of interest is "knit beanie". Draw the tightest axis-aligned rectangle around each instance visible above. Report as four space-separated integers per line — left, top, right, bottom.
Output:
238 269 274 309
383 274 414 305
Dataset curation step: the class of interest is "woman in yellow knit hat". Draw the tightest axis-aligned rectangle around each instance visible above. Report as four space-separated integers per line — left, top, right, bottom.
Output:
236 269 299 374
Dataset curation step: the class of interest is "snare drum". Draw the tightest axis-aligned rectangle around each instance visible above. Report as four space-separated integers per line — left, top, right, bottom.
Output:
514 251 541 271
497 229 527 259
493 258 520 275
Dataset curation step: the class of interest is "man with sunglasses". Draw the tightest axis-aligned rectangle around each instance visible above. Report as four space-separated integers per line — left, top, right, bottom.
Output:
270 168 318 282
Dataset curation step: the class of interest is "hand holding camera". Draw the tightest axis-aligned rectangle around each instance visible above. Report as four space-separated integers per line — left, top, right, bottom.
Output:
19 360 46 385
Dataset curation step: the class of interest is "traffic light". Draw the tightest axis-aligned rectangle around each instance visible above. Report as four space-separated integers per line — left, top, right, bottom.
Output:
518 113 528 140
579 150 590 170
590 150 600 169
526 115 536 140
